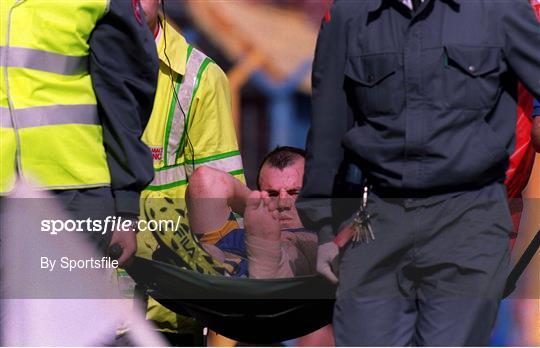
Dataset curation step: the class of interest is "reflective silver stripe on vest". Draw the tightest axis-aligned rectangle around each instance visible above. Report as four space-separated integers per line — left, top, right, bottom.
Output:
0 105 98 128
150 155 243 187
0 46 88 75
151 165 187 187
12 105 99 128
166 48 207 165
185 155 244 178
0 107 13 128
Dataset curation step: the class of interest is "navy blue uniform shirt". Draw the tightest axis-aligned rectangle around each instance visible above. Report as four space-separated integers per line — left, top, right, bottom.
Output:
298 0 540 243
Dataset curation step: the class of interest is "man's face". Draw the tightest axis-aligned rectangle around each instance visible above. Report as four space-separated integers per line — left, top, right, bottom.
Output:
140 0 160 30
258 158 304 230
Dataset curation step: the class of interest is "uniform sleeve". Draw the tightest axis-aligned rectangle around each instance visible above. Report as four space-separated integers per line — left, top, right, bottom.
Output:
533 99 540 152
184 62 245 182
534 98 540 117
296 1 356 244
501 0 540 100
88 0 158 216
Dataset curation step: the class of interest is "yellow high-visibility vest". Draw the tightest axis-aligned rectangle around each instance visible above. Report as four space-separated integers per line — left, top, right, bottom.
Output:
136 21 244 334
137 21 244 264
140 22 244 200
0 0 111 193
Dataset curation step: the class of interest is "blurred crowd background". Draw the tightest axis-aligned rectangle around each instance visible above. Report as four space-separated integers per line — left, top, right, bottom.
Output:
160 1 539 346
163 0 328 186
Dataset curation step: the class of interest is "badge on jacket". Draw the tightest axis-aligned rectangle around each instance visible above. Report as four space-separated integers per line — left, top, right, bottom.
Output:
150 146 163 161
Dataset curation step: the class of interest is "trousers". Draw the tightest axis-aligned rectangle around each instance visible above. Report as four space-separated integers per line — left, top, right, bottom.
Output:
333 182 511 346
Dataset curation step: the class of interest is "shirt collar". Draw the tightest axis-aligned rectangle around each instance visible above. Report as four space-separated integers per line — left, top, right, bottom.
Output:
155 18 188 76
399 0 424 10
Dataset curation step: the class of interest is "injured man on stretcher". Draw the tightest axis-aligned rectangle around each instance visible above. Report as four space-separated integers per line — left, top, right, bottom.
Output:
186 146 317 278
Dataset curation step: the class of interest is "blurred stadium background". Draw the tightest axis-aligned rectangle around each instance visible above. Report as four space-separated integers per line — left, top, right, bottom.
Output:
164 0 325 186
161 1 539 346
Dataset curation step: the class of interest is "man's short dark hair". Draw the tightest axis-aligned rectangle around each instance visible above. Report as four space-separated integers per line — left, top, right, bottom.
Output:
256 146 306 189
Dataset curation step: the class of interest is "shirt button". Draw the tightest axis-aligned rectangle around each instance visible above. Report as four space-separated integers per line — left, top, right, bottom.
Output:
468 65 476 73
368 74 374 83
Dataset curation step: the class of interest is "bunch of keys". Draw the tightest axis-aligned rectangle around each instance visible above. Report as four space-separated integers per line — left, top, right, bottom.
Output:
352 185 375 244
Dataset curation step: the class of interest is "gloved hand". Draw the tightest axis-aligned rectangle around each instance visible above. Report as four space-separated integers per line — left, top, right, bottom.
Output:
317 241 340 284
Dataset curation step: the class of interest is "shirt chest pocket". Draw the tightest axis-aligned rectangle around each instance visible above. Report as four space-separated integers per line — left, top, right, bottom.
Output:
443 45 502 110
344 53 404 116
